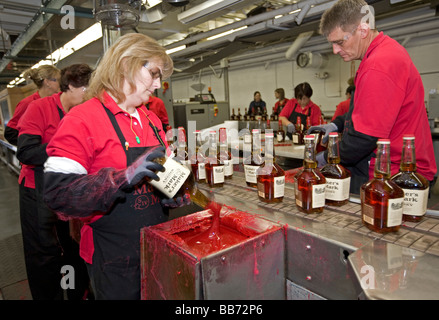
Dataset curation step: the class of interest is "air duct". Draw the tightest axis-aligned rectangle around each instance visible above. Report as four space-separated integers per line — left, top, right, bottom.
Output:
285 31 314 61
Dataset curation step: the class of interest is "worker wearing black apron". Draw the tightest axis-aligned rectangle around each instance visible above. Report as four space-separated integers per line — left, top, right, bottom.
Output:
84 105 169 300
286 103 310 140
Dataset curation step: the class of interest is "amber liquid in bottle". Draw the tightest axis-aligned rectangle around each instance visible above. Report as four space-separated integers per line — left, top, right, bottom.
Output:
205 131 224 188
294 135 326 213
244 129 263 188
219 127 233 180
320 132 351 206
277 120 285 143
257 133 285 203
190 130 206 183
292 116 304 145
390 135 429 222
361 139 404 233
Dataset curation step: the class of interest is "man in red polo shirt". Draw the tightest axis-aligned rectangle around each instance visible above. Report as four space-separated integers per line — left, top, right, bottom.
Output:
310 0 436 194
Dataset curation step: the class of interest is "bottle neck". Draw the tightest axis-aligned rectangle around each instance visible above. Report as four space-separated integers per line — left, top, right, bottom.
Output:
265 136 274 165
374 143 391 179
327 135 341 164
400 139 416 172
303 138 316 169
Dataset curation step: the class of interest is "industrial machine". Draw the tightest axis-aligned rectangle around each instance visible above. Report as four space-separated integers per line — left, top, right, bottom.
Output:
173 93 230 133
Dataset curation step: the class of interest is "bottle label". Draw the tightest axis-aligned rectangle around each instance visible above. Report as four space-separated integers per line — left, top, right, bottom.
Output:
223 160 233 176
362 203 375 226
274 176 285 198
292 134 299 144
325 177 351 201
198 163 206 180
244 165 259 184
312 184 326 208
387 198 404 227
244 135 252 144
277 133 283 142
149 157 190 199
294 181 302 206
213 165 225 184
402 188 429 216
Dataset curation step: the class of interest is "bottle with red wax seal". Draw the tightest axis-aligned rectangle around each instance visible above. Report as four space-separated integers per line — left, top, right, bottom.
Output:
190 130 206 183
277 120 285 143
205 130 225 188
320 132 351 206
294 135 326 213
219 127 233 180
244 129 263 188
292 116 304 145
361 139 404 233
257 132 285 203
390 135 429 222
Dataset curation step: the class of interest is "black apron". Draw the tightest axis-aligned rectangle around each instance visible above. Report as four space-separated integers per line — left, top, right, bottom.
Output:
287 103 309 139
341 92 372 195
87 104 168 300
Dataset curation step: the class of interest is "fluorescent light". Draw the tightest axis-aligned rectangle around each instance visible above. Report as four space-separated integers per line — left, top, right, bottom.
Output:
166 45 186 54
49 23 103 63
206 26 247 40
178 0 244 24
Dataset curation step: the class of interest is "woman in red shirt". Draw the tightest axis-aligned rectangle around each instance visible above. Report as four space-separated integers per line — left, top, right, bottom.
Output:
17 64 92 300
43 33 185 300
279 82 322 138
5 65 60 145
272 88 289 116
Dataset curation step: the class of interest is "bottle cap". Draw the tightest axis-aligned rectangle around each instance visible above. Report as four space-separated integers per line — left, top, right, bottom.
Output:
329 132 338 136
403 135 415 140
377 139 390 144
304 135 315 140
265 133 274 138
252 129 260 133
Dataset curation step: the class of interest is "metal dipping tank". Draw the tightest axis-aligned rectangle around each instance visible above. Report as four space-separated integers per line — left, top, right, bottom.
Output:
141 206 285 300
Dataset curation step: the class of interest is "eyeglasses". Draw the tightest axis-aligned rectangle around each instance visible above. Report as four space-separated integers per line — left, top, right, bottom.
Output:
329 25 358 47
143 62 162 81
48 78 59 82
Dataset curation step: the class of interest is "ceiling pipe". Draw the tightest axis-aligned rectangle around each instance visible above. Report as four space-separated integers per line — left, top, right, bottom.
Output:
285 31 314 60
165 0 334 50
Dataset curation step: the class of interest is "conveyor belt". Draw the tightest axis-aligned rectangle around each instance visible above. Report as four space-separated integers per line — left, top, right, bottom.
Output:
199 172 439 257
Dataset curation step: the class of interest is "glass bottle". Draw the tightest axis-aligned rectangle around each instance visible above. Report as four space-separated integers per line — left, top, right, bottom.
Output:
205 130 224 188
190 130 206 183
176 126 190 169
219 127 233 180
244 108 249 121
230 108 236 120
257 132 285 203
277 120 285 143
390 135 429 222
361 139 404 233
237 108 242 121
294 135 326 214
320 132 351 206
244 129 263 188
292 116 304 145
165 126 177 157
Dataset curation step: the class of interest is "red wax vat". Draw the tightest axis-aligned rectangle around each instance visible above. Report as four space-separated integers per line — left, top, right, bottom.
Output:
140 206 285 300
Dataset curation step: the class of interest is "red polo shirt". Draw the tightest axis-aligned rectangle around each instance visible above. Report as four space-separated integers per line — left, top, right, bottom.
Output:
7 91 41 130
46 92 167 264
17 92 65 188
332 98 350 120
352 32 436 180
146 95 169 126
279 98 322 125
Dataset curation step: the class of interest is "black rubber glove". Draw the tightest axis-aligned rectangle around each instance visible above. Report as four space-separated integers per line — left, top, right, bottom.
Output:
124 146 166 188
307 123 338 144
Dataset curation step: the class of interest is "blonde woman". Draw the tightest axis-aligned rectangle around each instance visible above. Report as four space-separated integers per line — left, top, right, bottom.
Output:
5 65 60 145
43 33 184 299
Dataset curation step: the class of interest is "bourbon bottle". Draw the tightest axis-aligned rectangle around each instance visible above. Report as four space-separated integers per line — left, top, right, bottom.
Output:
257 132 285 203
230 108 236 120
320 132 351 206
277 120 285 143
361 139 404 233
244 129 263 188
294 135 326 213
190 130 206 183
205 131 224 188
236 108 242 121
292 116 304 145
390 135 429 222
219 127 233 180
176 127 190 169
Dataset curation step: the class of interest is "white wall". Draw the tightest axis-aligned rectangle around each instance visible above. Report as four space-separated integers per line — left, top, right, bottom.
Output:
171 41 438 120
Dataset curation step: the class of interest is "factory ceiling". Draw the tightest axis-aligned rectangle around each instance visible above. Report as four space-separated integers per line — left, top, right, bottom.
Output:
0 0 438 88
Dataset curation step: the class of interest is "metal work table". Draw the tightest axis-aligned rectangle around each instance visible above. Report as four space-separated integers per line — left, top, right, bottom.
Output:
196 171 439 300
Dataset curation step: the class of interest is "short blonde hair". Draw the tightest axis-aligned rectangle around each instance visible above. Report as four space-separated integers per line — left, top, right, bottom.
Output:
319 0 369 37
23 65 60 89
86 33 173 103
